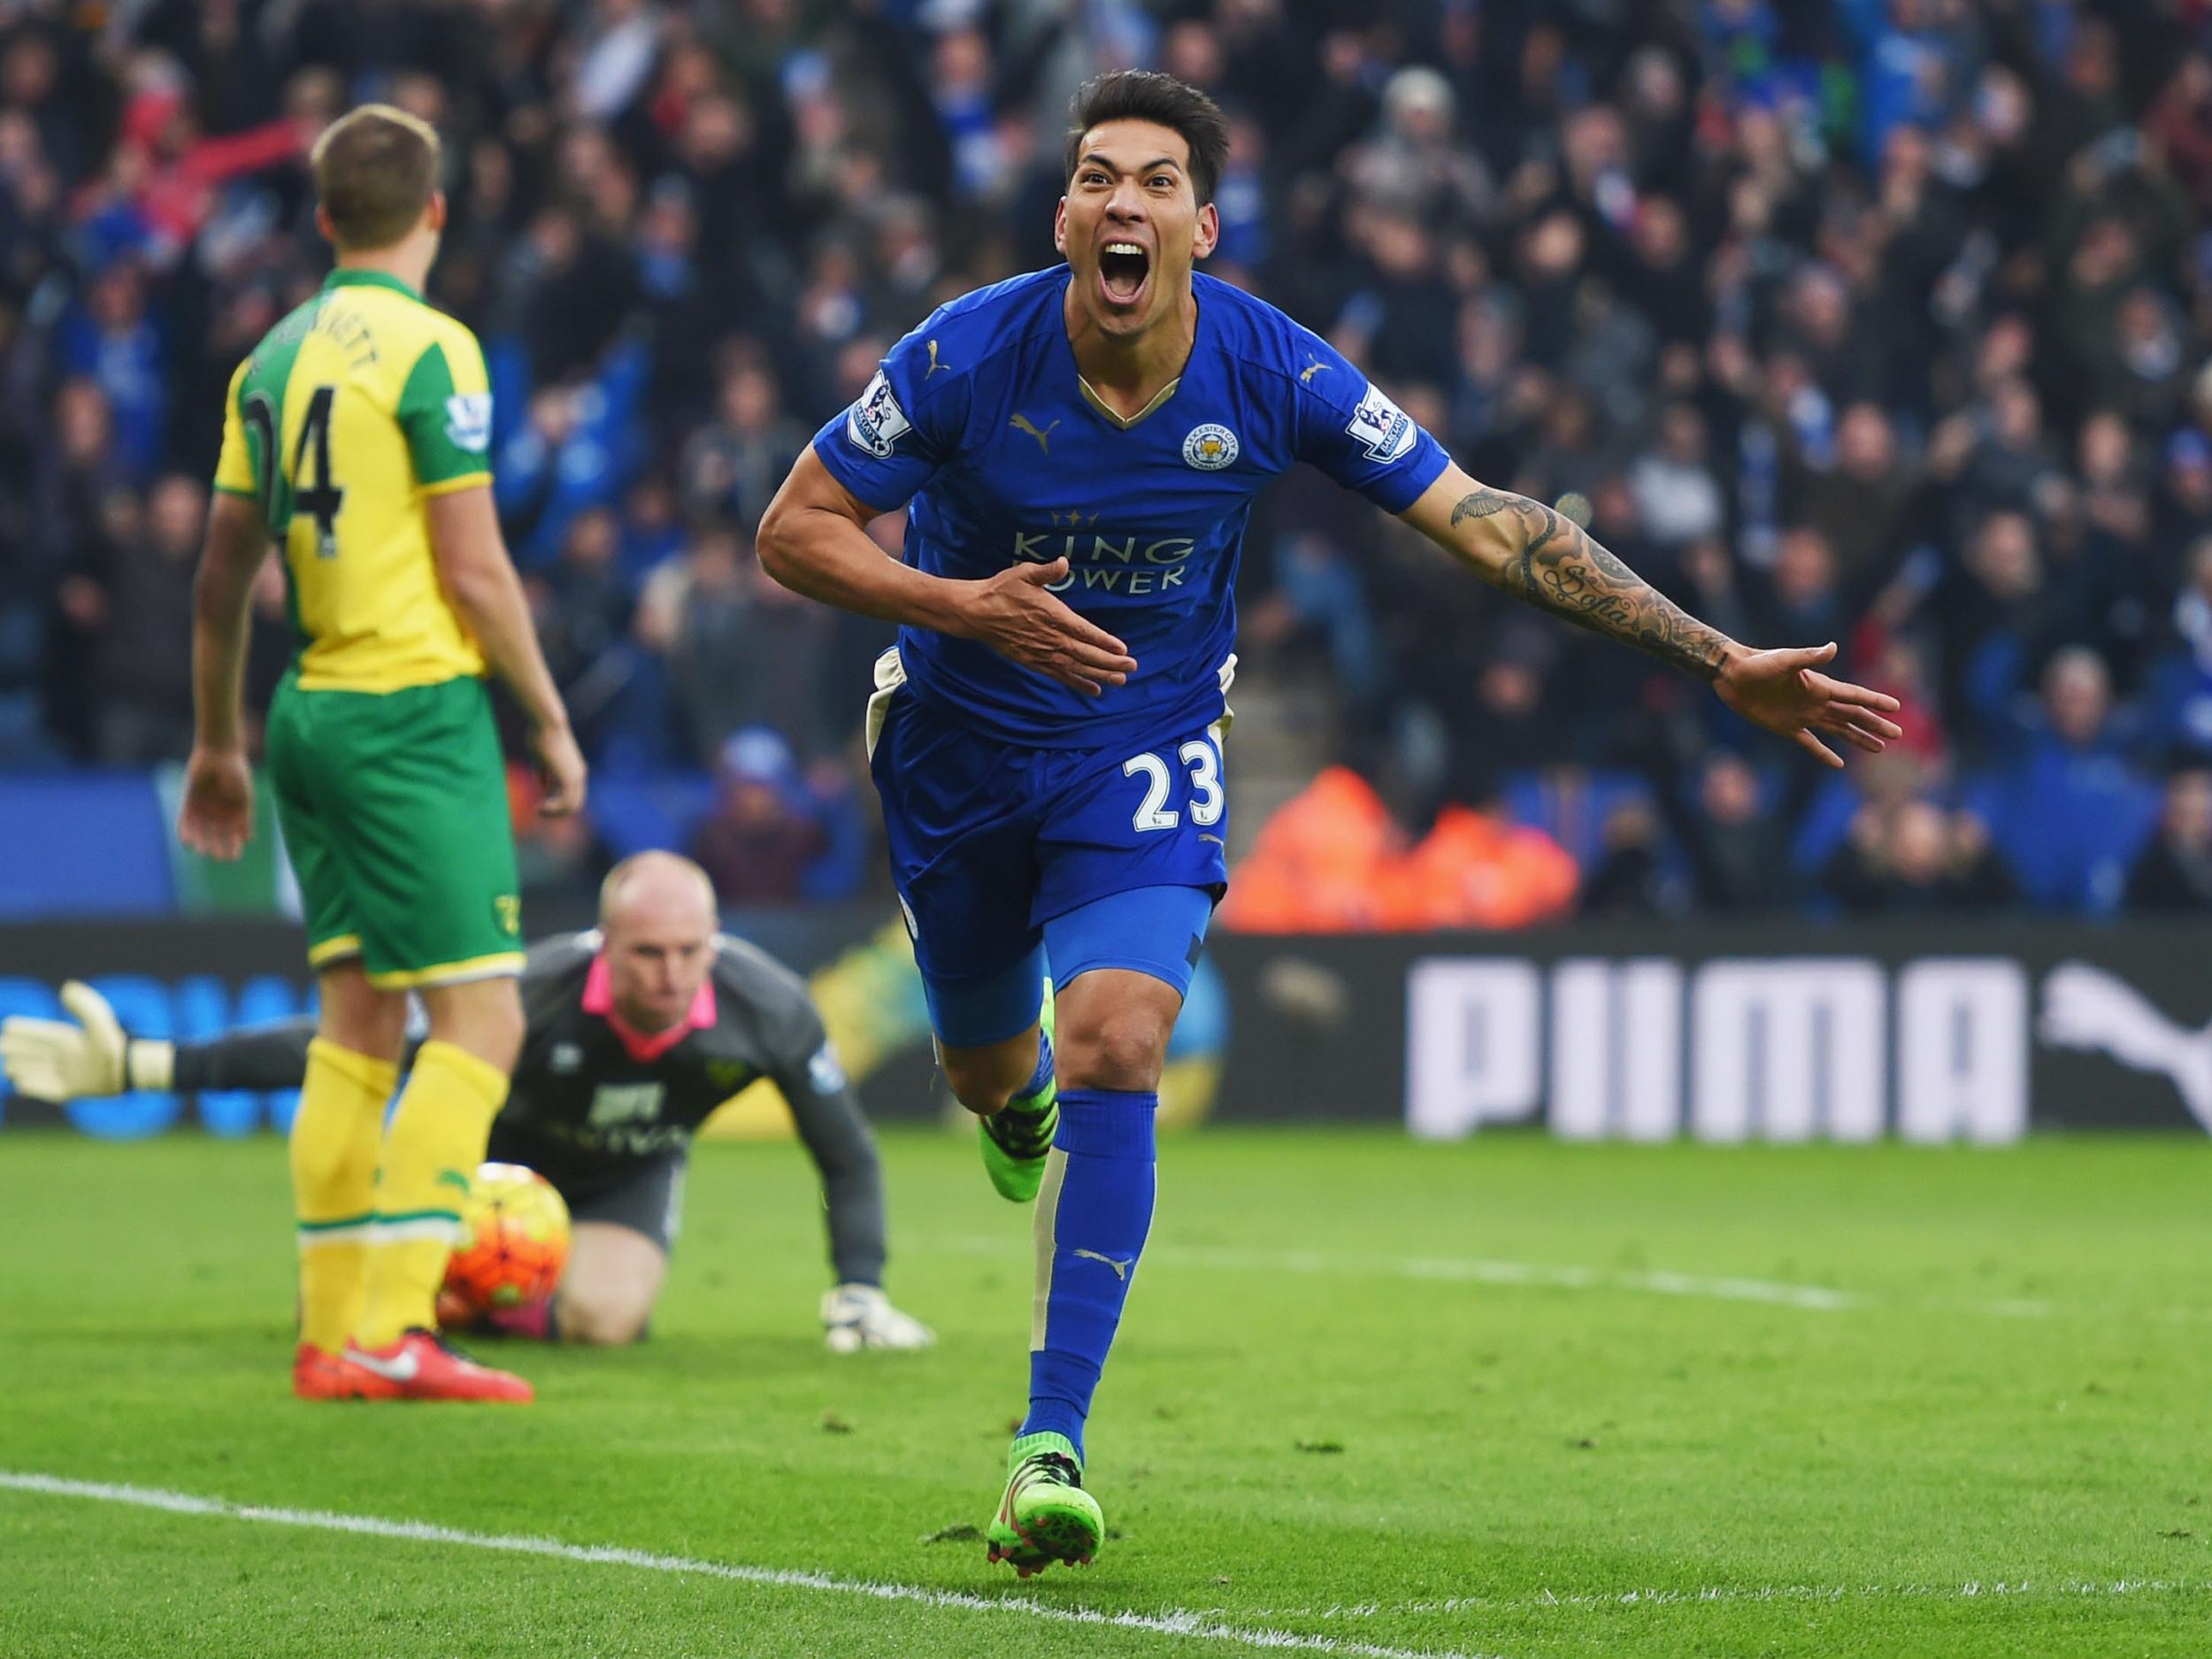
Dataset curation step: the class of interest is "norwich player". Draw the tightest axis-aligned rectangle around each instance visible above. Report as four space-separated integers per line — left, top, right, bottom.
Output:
178 105 588 1404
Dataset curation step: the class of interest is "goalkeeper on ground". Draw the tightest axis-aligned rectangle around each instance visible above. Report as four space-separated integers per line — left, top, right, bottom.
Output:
2 852 933 1352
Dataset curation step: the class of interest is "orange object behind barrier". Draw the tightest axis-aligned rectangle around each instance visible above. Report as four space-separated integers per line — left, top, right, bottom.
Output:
1220 770 1578 933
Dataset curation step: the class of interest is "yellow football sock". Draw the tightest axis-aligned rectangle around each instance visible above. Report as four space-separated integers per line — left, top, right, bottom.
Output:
291 1039 398 1356
357 1039 509 1349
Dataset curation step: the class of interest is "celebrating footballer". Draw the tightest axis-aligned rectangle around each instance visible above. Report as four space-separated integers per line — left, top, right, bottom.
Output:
756 69 1903 1575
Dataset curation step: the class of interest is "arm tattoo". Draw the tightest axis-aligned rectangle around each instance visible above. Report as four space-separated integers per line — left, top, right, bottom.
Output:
1448 488 1732 682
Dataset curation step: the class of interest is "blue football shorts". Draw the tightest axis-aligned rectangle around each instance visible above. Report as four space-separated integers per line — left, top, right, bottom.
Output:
867 654 1225 1048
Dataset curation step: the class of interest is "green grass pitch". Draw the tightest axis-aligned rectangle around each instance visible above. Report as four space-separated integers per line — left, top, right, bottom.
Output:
3 1126 2208 1658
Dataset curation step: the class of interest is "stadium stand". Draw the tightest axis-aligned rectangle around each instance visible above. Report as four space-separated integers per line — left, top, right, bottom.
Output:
4 0 2212 920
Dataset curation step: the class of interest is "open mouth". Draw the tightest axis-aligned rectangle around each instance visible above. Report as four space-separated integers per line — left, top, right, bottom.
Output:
1098 241 1150 305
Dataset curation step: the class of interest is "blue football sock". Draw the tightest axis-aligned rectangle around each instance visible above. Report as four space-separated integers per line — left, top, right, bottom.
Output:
1011 1030 1055 1111
1020 1087 1156 1463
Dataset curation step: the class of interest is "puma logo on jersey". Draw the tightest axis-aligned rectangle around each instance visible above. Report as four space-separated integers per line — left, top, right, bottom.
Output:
1072 1248 1134 1281
1299 356 1332 384
925 339 952 378
1010 413 1061 454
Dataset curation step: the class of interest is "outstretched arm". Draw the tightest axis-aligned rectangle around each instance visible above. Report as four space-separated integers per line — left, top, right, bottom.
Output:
765 1020 937 1350
0 984 429 1101
173 1017 426 1091
1399 465 1902 767
0 985 319 1099
767 1042 890 1291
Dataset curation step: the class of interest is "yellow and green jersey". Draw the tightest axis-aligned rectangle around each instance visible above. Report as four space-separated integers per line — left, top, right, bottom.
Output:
212 268 495 694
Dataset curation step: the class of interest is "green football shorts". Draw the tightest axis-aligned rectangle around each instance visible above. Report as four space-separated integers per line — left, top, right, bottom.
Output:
266 669 525 988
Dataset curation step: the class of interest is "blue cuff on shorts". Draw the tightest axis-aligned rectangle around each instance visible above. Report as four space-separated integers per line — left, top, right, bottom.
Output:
922 941 1050 1048
1042 885 1216 1002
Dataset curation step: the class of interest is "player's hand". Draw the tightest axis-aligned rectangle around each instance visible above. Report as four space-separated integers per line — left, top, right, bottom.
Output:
0 980 152 1101
177 746 255 860
960 560 1138 695
1715 642 1904 769
532 721 588 818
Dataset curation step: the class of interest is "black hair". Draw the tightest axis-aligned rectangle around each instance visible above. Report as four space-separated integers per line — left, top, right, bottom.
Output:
1064 71 1231 207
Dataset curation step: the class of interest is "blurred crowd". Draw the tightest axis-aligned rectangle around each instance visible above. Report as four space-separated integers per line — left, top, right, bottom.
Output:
4 0 2212 920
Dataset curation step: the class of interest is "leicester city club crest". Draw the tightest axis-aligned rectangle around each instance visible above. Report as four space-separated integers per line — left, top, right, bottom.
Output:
1181 423 1238 470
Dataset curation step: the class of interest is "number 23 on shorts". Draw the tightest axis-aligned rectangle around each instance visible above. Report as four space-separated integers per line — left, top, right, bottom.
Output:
1121 736 1224 833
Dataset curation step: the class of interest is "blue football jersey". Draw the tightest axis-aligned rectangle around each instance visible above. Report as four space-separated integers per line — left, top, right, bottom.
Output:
811 267 1450 750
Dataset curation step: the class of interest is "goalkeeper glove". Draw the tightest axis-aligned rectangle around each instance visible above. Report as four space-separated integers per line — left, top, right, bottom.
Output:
820 1283 936 1353
0 980 173 1101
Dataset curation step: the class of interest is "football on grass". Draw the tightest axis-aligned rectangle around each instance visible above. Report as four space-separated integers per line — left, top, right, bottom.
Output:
442 1162 571 1312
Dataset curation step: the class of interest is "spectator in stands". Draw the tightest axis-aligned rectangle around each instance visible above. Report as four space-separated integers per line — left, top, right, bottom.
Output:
1938 511 2060 757
2149 536 2212 763
1970 648 2161 913
634 517 838 767
1333 210 1459 390
90 473 202 763
1947 380 2062 541
1339 65 1492 233
2076 412 2152 556
1437 640 1557 810
9 0 2212 923
1627 403 1724 551
57 265 165 480
689 727 828 908
1578 798 1678 918
1818 799 2015 915
1760 526 1848 647
635 518 753 769
679 354 809 527
1676 751 1796 914
534 506 642 764
1242 529 1386 722
1788 403 1916 587
2144 53 2212 211
2154 430 2212 553
495 343 649 569
2124 769 2212 912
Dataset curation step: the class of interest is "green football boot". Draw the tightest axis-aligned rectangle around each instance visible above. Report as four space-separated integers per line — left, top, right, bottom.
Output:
985 1432 1103 1577
977 976 1057 1202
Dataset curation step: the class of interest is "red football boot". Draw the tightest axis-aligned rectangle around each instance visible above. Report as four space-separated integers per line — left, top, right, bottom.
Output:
293 1341 398 1402
342 1328 534 1403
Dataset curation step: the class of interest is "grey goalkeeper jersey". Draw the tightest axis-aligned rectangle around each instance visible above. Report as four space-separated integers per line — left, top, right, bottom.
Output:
170 931 887 1285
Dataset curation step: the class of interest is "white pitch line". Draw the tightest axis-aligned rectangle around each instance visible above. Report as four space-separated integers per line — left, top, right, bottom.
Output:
935 1235 1861 1313
0 1471 1499 1659
933 1236 2196 1323
1220 1576 2212 1619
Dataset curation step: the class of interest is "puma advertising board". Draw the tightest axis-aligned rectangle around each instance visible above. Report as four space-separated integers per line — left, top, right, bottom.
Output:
1205 920 2212 1139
